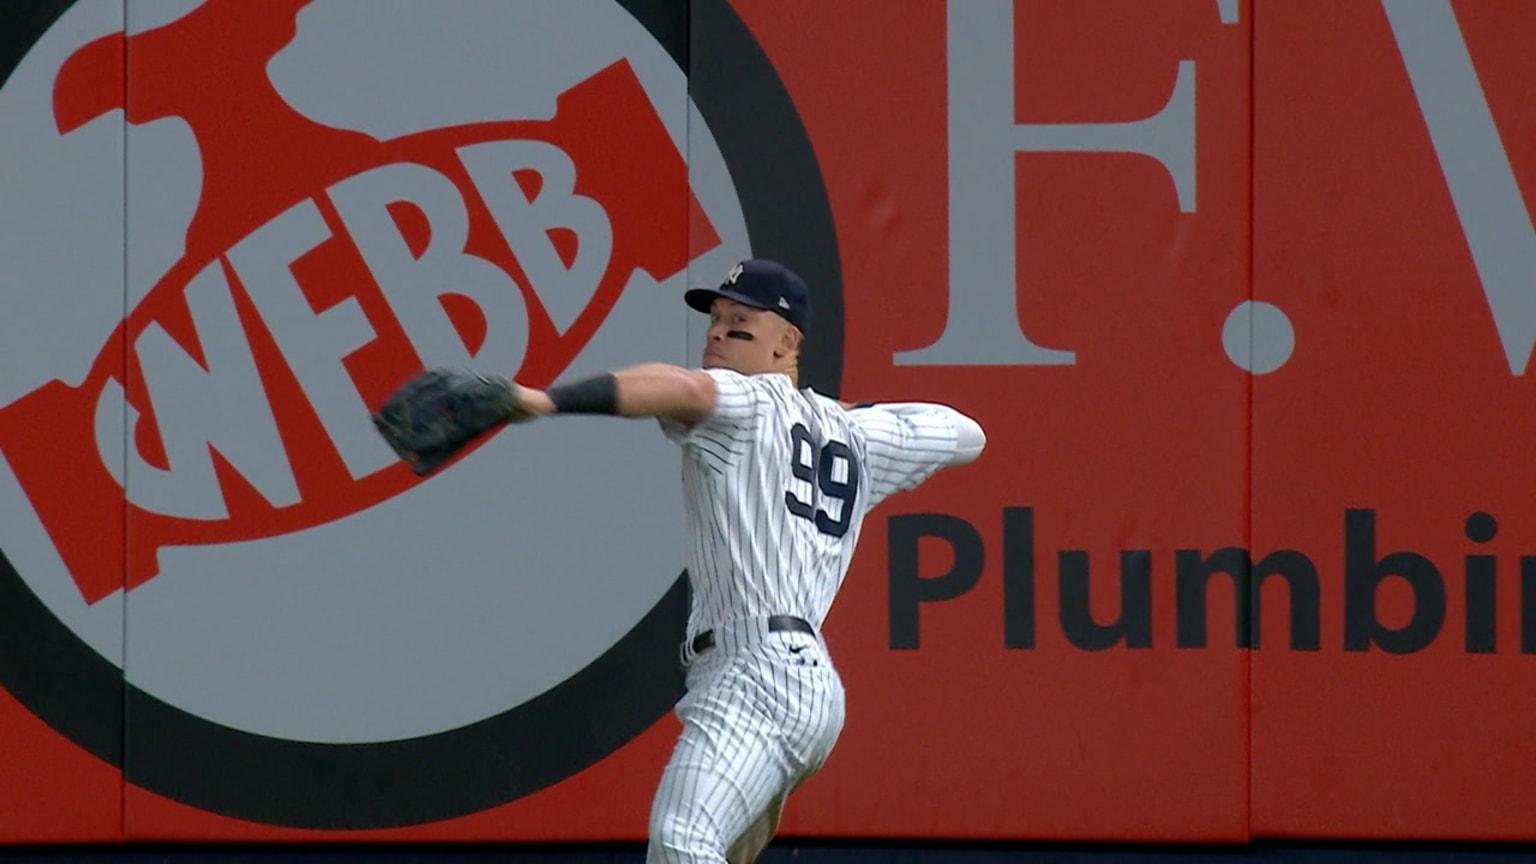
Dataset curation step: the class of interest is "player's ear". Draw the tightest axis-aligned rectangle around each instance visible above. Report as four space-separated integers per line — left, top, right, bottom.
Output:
776 322 802 357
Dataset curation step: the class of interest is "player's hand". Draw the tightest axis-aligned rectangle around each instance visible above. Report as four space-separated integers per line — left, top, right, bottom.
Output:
509 386 556 422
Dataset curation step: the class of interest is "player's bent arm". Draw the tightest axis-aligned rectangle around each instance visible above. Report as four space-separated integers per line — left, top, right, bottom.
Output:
861 401 987 468
515 363 717 425
895 402 985 466
951 410 986 465
916 405 986 466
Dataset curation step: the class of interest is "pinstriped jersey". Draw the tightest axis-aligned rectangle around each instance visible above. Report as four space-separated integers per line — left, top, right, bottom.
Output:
660 369 960 640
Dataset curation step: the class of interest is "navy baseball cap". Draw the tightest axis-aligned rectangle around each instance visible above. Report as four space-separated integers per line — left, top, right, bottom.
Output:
685 259 812 335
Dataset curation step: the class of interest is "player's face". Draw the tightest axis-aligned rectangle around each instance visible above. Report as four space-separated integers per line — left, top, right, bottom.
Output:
702 299 790 373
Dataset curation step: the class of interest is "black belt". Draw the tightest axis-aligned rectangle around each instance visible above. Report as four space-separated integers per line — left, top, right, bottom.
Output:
689 615 814 655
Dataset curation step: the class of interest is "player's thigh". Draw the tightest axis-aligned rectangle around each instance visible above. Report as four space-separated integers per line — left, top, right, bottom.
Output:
648 668 792 862
724 793 787 864
756 638 847 773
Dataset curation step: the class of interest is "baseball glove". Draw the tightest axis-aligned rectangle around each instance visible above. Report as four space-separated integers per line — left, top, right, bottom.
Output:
371 367 523 476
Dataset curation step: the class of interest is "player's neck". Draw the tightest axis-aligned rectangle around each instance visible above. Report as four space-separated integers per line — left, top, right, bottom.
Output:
749 357 799 386
773 354 800 387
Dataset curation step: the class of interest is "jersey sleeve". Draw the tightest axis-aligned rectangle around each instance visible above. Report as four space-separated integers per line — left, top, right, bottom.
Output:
850 402 963 507
658 368 764 468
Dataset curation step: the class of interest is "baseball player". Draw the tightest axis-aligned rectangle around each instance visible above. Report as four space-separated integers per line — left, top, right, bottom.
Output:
372 259 986 863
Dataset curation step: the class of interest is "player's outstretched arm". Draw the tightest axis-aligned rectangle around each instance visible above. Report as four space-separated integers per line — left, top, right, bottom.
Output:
369 364 726 477
516 363 718 425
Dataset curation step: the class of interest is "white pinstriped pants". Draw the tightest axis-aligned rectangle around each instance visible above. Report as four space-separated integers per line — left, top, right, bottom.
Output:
647 619 847 864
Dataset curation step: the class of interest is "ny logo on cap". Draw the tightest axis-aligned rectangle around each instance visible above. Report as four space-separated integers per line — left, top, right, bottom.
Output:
724 263 744 285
